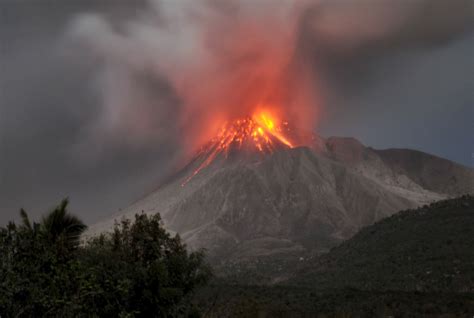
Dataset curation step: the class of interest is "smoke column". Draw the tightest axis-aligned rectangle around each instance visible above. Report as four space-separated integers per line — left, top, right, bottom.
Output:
69 0 473 159
70 0 320 158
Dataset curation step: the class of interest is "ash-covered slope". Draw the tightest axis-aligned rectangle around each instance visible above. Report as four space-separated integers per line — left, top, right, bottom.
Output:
88 135 473 262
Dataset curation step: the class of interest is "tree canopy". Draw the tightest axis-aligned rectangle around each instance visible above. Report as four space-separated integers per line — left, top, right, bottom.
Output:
0 200 211 317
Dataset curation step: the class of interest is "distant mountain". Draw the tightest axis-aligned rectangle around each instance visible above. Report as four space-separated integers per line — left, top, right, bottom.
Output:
87 133 473 263
289 195 474 292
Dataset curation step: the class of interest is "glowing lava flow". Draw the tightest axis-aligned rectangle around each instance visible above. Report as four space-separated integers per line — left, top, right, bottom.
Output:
182 111 294 186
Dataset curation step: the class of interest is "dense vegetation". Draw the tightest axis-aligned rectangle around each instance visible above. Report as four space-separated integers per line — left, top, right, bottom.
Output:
194 284 474 318
1 196 472 317
0 199 211 317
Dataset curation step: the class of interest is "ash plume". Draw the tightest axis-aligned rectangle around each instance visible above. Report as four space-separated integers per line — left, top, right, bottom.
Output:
68 0 472 160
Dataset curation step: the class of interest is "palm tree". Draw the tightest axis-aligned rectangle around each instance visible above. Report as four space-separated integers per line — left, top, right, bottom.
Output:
40 198 87 251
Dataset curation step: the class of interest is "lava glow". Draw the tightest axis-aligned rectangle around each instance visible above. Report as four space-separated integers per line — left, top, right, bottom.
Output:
182 109 294 186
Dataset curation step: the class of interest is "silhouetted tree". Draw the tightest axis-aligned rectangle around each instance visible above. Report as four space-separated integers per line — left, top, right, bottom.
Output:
40 198 86 255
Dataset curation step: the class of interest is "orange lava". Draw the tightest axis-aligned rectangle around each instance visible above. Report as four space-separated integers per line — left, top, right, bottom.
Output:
182 110 294 186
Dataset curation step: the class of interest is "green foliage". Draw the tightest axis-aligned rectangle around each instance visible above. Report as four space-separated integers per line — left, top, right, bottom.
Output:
194 284 474 317
0 201 212 317
0 201 82 317
76 214 212 317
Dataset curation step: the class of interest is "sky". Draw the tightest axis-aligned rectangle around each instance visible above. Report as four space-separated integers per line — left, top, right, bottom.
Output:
0 0 473 225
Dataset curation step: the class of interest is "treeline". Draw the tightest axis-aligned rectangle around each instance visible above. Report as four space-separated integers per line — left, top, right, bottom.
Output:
0 199 212 317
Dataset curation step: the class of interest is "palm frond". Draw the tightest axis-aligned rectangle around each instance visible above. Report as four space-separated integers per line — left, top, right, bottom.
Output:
41 198 87 249
19 208 32 230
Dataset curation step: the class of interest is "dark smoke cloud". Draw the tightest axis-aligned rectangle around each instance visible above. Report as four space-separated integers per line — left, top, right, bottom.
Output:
0 0 472 224
300 0 473 91
303 0 473 51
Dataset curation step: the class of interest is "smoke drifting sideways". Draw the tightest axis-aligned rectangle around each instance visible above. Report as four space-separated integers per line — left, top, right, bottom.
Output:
69 0 473 163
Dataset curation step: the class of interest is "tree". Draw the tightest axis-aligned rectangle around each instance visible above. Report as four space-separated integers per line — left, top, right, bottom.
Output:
0 200 87 316
77 213 212 317
0 201 211 318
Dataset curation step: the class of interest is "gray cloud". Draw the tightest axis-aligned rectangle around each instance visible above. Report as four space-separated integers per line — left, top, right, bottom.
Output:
302 0 473 52
0 0 472 225
0 0 173 224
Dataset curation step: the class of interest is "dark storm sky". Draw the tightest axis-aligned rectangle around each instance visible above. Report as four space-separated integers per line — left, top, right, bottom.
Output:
0 0 473 225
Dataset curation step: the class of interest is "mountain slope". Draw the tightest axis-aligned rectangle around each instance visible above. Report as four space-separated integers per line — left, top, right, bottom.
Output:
192 196 474 317
87 135 474 262
289 195 474 292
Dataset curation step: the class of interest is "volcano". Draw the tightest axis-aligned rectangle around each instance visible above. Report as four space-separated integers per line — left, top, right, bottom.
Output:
88 122 474 263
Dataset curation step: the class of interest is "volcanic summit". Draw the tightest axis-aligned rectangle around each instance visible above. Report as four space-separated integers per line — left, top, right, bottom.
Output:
181 110 296 186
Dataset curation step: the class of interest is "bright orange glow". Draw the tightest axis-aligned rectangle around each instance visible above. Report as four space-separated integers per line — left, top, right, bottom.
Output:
182 108 294 186
253 110 293 148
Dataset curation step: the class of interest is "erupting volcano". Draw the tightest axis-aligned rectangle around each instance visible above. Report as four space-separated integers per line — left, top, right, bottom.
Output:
89 124 474 263
182 109 297 185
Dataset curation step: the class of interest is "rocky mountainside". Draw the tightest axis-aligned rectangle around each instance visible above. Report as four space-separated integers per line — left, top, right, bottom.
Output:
87 134 474 262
